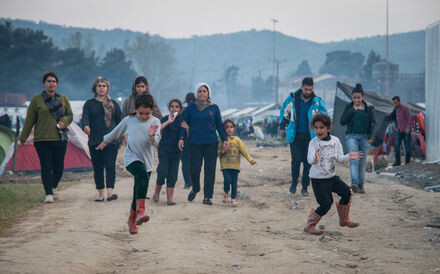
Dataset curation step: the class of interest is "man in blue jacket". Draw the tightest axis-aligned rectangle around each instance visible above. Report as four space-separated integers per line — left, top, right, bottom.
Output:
279 77 327 196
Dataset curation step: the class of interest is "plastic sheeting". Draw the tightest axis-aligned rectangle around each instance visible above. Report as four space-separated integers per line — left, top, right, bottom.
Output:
425 21 440 163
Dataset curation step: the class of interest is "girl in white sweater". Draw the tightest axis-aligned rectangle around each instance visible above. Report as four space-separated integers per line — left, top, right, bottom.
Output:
304 113 362 235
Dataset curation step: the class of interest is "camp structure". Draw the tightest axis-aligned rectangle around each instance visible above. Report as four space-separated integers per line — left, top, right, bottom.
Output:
0 123 92 174
332 82 425 152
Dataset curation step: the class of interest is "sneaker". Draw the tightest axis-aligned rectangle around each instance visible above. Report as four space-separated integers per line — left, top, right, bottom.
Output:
52 189 58 200
202 198 212 205
44 195 55 203
351 184 359 193
184 185 191 189
301 188 309 196
188 191 197 201
358 185 366 194
392 162 401 167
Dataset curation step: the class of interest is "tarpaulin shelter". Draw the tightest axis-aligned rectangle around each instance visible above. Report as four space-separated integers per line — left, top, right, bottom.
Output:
0 123 92 174
332 82 425 152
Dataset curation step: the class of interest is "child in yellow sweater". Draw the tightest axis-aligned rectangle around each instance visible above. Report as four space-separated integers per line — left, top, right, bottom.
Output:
218 119 256 206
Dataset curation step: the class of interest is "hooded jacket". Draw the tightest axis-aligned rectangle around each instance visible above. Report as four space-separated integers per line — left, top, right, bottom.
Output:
279 89 327 143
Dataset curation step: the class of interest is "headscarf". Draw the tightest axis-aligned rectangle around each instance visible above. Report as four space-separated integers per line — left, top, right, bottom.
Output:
195 82 213 111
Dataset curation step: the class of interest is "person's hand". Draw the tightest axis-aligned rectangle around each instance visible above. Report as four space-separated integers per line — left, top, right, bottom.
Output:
58 121 66 129
405 128 410 134
368 138 373 145
315 148 320 162
349 149 363 160
280 129 286 138
178 139 184 151
167 113 175 123
83 125 90 135
251 160 257 165
96 141 108 150
223 141 229 151
149 125 159 137
181 120 189 129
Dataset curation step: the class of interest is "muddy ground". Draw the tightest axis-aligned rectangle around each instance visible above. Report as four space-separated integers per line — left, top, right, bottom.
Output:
0 141 439 273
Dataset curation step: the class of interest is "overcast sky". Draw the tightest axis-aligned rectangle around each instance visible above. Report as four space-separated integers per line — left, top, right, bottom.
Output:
1 0 439 42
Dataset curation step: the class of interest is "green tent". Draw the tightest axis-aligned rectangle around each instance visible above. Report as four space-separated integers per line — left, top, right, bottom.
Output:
0 125 15 164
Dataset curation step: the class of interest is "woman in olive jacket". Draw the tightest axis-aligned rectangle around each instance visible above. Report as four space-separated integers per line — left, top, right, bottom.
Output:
19 72 73 203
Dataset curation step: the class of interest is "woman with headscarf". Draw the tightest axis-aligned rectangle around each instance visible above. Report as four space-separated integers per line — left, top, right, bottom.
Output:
122 76 162 119
82 77 122 202
178 83 228 205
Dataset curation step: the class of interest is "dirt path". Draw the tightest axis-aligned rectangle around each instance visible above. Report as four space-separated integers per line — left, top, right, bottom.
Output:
0 142 439 273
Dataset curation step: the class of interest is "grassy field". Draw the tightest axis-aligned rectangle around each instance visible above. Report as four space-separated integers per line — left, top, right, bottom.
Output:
0 182 76 233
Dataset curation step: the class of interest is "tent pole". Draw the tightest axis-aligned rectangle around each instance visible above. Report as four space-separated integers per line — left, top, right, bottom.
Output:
11 116 20 172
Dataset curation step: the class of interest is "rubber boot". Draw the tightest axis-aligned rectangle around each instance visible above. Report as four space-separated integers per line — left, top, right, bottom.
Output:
166 188 176 206
135 199 150 225
153 184 162 203
336 202 359 228
303 208 323 235
128 209 138 234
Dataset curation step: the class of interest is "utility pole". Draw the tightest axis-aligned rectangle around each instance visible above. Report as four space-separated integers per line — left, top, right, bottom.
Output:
271 18 278 105
385 0 390 95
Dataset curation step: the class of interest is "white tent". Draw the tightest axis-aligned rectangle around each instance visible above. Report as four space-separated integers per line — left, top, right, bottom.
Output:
425 21 440 163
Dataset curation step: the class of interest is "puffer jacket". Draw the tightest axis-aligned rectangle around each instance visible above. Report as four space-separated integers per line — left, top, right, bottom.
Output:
279 89 327 143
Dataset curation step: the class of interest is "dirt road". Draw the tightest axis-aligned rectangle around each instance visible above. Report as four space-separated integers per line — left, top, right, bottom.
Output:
1 142 439 273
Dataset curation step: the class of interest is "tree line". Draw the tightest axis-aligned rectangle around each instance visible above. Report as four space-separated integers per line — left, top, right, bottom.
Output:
0 21 181 103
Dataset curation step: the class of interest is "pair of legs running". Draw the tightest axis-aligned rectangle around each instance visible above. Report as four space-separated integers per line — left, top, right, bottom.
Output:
304 176 359 235
126 161 151 234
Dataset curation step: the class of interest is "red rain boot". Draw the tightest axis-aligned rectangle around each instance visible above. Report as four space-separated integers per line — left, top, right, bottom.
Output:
128 209 138 234
135 199 150 225
336 202 359 228
304 208 324 235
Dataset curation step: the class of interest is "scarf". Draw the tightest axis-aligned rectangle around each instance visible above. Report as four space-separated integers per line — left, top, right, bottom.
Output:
195 99 212 111
100 95 115 127
42 90 68 141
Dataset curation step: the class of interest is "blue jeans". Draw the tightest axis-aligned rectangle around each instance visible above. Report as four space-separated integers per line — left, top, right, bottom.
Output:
222 169 240 199
395 131 411 165
345 134 369 187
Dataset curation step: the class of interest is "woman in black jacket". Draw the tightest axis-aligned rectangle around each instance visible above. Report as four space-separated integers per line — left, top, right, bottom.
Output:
82 77 121 202
340 83 376 194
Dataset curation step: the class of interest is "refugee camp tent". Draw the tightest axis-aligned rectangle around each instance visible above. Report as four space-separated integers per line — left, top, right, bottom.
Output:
332 82 425 152
425 20 440 163
0 126 15 165
0 123 92 174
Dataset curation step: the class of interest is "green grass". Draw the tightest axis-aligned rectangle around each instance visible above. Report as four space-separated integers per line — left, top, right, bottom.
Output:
0 181 76 233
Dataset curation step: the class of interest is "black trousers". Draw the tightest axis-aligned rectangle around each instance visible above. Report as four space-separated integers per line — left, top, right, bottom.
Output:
189 142 218 199
180 142 192 187
289 132 311 192
89 143 118 190
311 176 351 216
34 141 67 195
157 150 180 188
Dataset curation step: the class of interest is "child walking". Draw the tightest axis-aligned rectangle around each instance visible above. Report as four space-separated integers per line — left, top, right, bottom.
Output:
218 119 256 207
304 113 362 235
153 99 183 205
96 94 160 235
